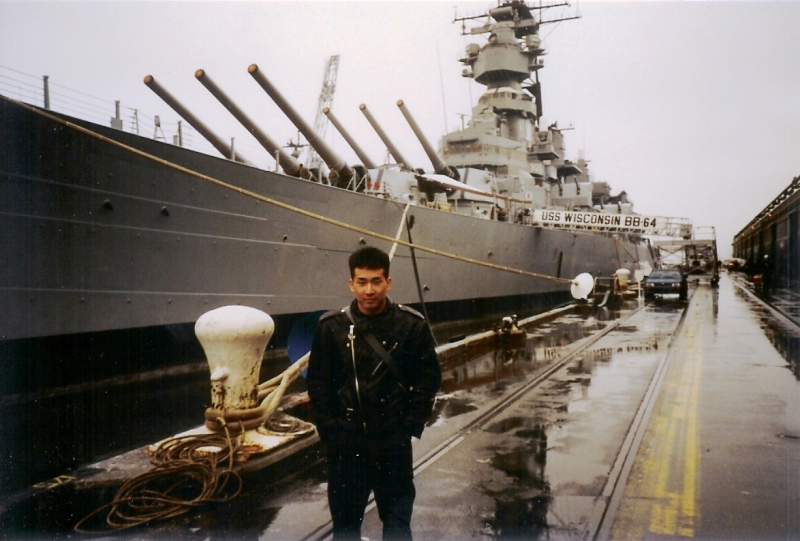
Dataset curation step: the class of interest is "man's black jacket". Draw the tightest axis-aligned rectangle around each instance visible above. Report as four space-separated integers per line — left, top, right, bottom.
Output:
307 299 441 441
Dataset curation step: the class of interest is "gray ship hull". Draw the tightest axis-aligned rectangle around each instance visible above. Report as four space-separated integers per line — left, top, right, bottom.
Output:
0 95 655 494
1 95 651 343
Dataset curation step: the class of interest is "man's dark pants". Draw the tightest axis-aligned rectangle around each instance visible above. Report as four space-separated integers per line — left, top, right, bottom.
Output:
326 430 415 540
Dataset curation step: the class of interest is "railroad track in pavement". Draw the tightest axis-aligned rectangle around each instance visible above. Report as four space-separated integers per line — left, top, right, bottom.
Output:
301 298 692 541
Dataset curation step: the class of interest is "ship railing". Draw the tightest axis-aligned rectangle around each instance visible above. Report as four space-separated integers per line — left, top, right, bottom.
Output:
345 172 367 193
366 184 393 199
644 216 694 238
0 67 282 170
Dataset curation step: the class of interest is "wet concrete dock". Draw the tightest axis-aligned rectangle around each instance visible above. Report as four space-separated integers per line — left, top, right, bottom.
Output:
2 272 798 540
348 273 799 540
609 276 800 540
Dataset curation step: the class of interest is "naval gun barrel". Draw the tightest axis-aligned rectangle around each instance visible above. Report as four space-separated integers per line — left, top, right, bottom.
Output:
359 104 413 170
323 107 377 170
143 75 250 165
195 69 300 176
248 64 353 185
396 100 458 179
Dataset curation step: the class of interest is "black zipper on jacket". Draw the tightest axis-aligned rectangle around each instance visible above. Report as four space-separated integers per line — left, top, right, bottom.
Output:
348 324 367 433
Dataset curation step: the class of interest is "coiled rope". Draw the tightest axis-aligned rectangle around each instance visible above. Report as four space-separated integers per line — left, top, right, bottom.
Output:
7 96 574 286
74 355 310 534
74 425 243 534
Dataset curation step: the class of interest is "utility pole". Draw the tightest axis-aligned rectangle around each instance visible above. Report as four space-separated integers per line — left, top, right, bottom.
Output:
43 75 50 109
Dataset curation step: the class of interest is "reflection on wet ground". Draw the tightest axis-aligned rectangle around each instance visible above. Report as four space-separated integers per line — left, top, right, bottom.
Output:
429 315 604 429
438 314 607 397
419 305 683 540
733 285 800 380
481 418 550 538
432 304 679 421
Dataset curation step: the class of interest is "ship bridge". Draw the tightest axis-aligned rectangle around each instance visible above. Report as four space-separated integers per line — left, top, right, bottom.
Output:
479 86 535 118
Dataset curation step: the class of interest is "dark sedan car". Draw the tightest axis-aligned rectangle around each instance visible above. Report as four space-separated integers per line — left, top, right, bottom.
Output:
643 269 688 301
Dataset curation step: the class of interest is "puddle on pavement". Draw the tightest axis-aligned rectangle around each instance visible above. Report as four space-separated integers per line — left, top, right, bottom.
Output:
760 325 799 379
462 309 679 539
435 312 610 406
435 395 479 419
481 420 551 539
734 288 800 380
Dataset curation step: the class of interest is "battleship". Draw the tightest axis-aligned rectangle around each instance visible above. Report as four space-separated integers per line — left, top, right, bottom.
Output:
1 1 657 392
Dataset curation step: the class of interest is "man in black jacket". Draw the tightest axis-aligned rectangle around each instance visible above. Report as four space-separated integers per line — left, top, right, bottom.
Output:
307 246 441 540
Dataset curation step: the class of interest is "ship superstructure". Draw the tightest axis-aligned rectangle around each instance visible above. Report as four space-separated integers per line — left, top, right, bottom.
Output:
352 1 631 224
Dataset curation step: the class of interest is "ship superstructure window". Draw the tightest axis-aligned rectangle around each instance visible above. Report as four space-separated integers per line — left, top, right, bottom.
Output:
444 141 482 156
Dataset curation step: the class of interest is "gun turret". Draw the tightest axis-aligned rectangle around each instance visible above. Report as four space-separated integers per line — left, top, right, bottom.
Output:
323 107 377 170
359 104 413 171
143 75 251 165
396 100 459 180
248 64 353 187
195 69 300 177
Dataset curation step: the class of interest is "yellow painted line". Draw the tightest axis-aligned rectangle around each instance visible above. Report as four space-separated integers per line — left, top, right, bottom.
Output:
612 290 707 539
649 306 702 537
681 345 702 536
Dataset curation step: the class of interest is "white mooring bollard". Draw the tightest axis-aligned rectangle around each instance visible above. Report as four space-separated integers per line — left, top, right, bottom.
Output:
616 268 631 288
195 305 274 411
148 305 317 467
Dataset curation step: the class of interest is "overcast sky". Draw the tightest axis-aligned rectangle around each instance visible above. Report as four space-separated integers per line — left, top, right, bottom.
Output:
2 1 799 260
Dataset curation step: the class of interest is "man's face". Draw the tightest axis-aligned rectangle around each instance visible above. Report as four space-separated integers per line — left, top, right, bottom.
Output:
349 267 392 315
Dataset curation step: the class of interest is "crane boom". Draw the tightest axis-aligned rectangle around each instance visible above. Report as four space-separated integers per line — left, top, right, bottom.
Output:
306 55 339 172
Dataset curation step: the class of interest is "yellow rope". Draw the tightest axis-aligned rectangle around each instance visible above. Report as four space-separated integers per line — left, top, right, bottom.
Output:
8 96 575 286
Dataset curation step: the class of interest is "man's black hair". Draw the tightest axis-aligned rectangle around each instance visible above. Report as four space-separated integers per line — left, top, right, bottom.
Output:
349 246 390 278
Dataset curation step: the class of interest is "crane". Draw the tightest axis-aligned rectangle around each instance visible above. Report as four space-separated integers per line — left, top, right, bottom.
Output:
305 55 339 175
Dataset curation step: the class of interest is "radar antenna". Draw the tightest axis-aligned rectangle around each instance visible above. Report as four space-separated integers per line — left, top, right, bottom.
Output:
306 55 339 172
284 130 305 159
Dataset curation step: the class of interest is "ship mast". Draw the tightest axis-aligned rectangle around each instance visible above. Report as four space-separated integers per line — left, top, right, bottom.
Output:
454 1 578 135
441 1 580 193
